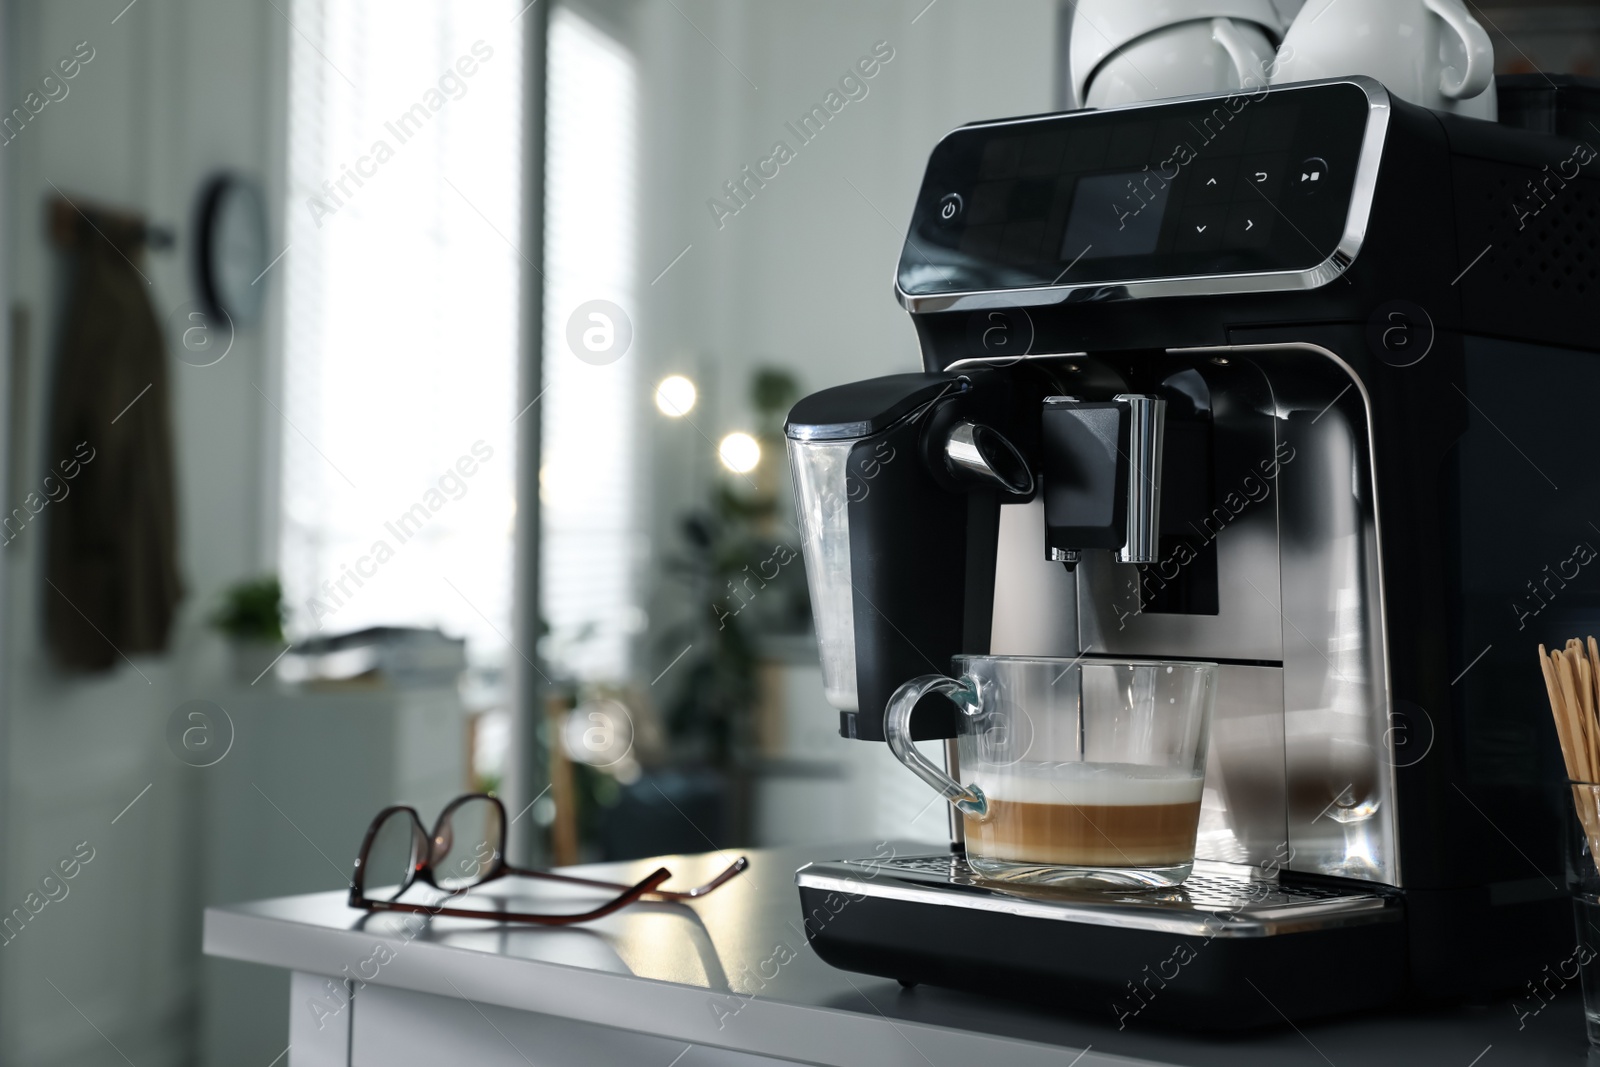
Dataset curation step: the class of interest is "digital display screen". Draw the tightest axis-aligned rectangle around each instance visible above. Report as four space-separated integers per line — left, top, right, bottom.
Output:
1061 170 1173 261
895 81 1375 299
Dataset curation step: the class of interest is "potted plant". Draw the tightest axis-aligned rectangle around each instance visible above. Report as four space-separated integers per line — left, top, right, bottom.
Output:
211 576 287 683
652 368 810 845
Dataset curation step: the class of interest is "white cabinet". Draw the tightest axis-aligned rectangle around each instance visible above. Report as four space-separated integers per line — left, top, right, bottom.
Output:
200 686 466 1067
751 659 952 850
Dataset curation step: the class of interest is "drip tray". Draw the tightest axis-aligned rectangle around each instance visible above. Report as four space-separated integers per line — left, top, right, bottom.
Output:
796 854 1400 938
795 853 1410 1027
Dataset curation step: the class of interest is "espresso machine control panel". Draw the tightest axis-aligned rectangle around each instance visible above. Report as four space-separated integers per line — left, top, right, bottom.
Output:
896 80 1383 308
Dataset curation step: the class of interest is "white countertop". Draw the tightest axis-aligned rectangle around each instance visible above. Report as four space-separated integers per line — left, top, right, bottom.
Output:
204 843 1591 1066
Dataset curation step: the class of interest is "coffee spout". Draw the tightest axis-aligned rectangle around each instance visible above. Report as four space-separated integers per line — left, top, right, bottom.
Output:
1039 394 1166 566
942 420 1034 497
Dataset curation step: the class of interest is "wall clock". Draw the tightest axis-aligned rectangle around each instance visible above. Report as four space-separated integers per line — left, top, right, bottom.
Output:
196 173 268 328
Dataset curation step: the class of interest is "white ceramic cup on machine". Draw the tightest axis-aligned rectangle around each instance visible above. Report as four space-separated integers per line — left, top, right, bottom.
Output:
1069 0 1290 108
1085 19 1281 109
1269 0 1497 119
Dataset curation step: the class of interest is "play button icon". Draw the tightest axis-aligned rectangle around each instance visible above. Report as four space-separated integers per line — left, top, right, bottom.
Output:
1296 157 1328 193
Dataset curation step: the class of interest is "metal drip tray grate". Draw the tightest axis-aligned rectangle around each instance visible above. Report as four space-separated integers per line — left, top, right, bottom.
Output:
796 854 1400 938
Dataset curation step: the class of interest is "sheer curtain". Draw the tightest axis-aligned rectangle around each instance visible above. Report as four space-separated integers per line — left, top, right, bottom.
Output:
280 0 525 673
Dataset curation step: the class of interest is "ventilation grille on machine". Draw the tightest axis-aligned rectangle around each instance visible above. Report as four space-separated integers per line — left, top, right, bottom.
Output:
1453 155 1599 343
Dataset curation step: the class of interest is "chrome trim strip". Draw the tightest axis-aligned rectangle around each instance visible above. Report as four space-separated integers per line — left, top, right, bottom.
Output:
1169 340 1399 888
943 352 1088 373
1114 394 1166 563
894 76 1392 313
795 868 1398 938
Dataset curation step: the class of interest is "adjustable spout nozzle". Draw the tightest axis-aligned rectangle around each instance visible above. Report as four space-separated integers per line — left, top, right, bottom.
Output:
943 420 1034 497
1048 546 1081 572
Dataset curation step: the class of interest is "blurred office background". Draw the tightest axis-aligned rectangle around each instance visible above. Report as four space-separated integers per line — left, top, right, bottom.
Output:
0 0 1591 1063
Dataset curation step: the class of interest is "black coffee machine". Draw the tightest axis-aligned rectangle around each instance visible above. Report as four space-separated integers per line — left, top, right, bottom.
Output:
785 75 1600 1028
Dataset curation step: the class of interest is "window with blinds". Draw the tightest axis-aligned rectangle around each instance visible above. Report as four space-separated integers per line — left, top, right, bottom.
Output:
279 0 525 672
539 5 641 683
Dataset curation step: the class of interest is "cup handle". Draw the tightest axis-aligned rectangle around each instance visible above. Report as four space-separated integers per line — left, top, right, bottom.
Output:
1422 0 1494 100
1210 18 1263 91
884 674 988 818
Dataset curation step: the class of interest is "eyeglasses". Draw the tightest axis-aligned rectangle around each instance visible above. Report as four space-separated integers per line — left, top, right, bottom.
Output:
349 793 747 925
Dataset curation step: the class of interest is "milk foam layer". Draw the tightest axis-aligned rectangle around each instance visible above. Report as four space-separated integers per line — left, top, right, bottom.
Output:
971 762 1204 806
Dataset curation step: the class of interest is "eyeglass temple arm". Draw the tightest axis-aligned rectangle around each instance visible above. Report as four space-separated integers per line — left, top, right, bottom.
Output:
501 855 748 901
358 867 674 926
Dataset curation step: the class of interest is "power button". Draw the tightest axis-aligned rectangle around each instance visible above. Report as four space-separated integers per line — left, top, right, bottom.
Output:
937 192 964 225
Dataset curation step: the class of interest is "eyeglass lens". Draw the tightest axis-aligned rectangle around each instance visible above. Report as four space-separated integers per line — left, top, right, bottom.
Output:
363 809 423 903
432 796 504 891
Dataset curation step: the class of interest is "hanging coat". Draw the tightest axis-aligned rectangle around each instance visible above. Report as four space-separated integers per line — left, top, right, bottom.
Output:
45 223 183 670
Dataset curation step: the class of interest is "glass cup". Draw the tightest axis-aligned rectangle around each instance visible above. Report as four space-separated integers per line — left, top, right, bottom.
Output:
1565 782 1600 1047
885 655 1216 889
